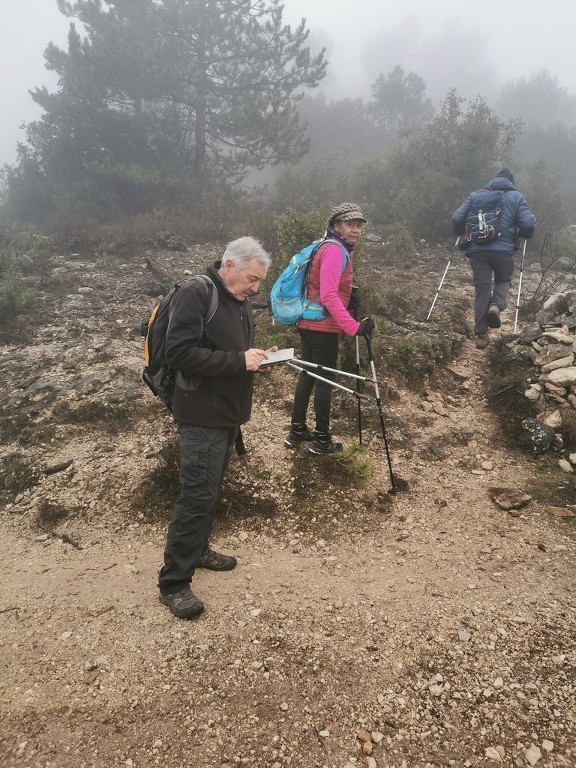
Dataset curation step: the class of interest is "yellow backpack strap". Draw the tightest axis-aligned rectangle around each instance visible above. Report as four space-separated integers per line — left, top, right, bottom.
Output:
143 303 160 367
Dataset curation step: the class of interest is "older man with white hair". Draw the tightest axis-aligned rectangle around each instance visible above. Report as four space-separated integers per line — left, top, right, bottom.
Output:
158 237 273 619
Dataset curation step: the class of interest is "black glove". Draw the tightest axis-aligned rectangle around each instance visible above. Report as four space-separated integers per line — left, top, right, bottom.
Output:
348 285 363 312
355 317 375 339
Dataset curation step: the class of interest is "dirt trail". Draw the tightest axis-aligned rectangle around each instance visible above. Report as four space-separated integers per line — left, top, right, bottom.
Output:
0 246 575 768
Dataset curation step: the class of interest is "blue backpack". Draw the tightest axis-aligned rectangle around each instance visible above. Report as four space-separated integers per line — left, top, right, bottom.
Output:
270 238 349 325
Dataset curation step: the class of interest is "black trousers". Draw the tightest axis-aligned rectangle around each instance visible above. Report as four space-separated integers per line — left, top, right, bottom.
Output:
158 423 238 595
290 328 339 434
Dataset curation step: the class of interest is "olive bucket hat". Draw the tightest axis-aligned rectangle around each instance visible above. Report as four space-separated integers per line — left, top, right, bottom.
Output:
329 202 367 226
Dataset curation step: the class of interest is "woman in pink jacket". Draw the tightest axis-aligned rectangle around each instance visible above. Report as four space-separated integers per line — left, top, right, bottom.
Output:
284 202 375 455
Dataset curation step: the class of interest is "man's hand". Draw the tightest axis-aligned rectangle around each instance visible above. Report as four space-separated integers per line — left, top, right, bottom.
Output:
245 348 269 371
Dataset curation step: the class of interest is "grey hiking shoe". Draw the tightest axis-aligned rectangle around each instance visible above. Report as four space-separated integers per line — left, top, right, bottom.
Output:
284 424 314 448
160 588 204 619
487 304 501 328
308 432 343 455
196 548 237 571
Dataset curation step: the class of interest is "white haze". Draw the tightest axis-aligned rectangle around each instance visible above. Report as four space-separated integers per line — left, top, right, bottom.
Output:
1 0 575 168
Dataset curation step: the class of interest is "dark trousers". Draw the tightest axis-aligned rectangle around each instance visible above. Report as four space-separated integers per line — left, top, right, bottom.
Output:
469 252 514 335
158 424 238 595
291 328 339 434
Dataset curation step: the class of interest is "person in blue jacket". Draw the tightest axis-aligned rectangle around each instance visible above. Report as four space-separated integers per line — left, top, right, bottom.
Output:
452 169 536 348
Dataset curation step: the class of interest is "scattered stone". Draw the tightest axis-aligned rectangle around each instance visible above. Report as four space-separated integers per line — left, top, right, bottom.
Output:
542 410 562 429
518 322 543 343
489 487 532 511
558 458 573 473
525 744 542 765
485 746 502 762
43 459 74 475
524 386 541 401
545 506 576 518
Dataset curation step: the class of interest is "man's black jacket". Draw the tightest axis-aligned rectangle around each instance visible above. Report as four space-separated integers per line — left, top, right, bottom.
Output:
165 262 255 427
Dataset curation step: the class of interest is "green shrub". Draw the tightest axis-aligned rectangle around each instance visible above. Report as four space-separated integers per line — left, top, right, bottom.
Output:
258 205 331 297
382 223 415 263
338 442 373 485
367 286 419 321
276 206 332 259
387 333 452 383
0 248 14 276
235 208 280 257
0 273 37 323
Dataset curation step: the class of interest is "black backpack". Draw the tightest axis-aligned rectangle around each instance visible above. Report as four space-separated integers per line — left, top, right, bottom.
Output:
141 275 218 410
459 189 505 251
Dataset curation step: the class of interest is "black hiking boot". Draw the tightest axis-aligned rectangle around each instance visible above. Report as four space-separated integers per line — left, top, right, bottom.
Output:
487 304 502 328
159 588 204 619
308 431 343 455
196 548 237 571
475 331 490 349
284 423 314 448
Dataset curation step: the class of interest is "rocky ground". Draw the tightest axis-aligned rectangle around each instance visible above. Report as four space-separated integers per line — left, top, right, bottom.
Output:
0 238 574 768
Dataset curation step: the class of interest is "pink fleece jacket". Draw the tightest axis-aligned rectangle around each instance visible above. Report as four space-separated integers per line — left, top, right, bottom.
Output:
297 242 360 336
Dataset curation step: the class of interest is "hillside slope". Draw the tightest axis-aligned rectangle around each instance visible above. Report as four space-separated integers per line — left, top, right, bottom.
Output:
0 240 574 768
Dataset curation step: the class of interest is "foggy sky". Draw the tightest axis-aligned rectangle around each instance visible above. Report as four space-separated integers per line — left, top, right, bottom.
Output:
1 0 575 168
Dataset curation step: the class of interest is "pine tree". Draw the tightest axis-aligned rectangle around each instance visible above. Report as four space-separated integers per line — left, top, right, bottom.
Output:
7 0 326 217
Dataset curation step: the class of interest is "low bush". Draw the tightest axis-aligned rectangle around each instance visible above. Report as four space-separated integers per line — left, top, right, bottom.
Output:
0 247 37 323
387 332 453 384
0 452 41 500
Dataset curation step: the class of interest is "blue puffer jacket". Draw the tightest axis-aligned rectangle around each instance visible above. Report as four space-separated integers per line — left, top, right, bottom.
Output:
452 176 536 255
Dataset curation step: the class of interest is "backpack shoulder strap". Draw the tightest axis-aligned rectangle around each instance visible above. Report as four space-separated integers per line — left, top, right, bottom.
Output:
191 275 218 322
314 238 350 271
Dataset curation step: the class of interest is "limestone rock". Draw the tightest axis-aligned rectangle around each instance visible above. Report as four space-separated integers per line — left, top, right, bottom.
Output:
545 366 576 386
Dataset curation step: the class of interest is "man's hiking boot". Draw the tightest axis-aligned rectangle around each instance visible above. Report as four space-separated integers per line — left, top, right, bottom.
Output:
475 332 490 350
487 304 502 328
284 424 314 448
160 588 204 619
197 547 237 571
308 431 343 455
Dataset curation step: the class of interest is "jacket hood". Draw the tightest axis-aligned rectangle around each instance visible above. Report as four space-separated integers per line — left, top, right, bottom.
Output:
487 176 516 192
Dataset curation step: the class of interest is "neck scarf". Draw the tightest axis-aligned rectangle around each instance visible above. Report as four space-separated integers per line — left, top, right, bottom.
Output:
327 226 356 252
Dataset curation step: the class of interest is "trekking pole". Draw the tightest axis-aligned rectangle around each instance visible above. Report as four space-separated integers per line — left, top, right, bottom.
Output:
353 305 363 445
363 335 396 495
426 237 460 321
285 362 371 400
513 239 527 335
